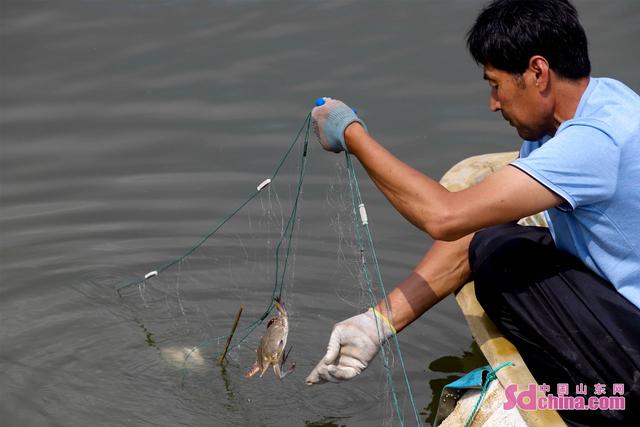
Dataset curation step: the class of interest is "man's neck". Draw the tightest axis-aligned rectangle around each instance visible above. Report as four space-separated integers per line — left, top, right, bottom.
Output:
552 76 591 129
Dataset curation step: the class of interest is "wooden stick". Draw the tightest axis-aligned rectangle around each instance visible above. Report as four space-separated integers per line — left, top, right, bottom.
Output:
218 305 243 365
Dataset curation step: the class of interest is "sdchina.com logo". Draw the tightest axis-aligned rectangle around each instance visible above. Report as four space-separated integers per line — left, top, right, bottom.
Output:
504 383 626 411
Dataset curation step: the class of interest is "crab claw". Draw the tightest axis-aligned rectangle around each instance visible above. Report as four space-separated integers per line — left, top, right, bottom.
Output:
274 360 296 380
244 362 260 378
282 345 293 364
275 345 296 380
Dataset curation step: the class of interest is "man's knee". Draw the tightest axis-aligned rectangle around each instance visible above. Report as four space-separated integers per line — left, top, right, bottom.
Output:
470 223 520 279
470 224 552 276
469 223 553 310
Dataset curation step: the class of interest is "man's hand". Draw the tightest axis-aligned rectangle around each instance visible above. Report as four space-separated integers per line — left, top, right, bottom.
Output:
306 309 395 385
312 97 366 153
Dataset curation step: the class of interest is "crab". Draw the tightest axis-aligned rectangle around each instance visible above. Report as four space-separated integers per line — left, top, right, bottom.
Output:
245 298 295 380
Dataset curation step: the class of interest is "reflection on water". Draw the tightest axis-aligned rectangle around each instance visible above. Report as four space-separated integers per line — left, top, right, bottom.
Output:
422 342 488 426
305 416 350 427
1 0 639 426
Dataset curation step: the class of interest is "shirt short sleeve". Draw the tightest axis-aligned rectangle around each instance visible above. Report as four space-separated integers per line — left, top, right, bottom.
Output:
511 121 621 210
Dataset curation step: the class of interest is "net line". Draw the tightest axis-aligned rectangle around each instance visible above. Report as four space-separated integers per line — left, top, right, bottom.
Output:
114 113 312 295
344 152 424 427
114 110 423 426
116 112 311 359
181 116 312 374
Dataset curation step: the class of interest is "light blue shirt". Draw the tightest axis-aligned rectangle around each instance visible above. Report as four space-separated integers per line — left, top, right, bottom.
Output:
512 77 640 310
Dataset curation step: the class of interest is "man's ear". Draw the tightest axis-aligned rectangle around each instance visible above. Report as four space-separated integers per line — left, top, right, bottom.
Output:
528 55 550 91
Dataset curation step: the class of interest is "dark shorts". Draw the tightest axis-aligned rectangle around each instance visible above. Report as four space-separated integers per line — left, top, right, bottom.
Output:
469 223 640 426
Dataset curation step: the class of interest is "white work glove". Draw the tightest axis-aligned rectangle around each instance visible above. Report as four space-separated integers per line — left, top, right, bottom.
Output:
312 97 366 153
306 308 395 385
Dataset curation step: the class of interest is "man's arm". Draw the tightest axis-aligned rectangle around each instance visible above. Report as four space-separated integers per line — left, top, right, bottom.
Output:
375 234 475 333
306 233 476 384
345 124 563 241
305 101 563 385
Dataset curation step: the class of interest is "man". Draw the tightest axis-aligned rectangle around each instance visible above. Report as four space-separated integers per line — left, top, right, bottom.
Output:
305 0 640 425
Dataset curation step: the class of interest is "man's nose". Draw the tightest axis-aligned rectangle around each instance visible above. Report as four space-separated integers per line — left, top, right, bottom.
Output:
489 93 501 112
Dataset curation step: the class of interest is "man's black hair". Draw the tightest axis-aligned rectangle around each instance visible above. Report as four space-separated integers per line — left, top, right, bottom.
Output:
466 0 590 79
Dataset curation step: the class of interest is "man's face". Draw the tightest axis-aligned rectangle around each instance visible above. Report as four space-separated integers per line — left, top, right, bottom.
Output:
483 64 553 140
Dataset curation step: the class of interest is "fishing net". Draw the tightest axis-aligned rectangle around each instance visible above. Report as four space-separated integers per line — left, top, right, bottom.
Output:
115 115 310 370
114 113 424 426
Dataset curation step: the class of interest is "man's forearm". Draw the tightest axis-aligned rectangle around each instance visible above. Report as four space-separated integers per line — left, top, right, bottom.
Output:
344 123 452 239
376 234 474 332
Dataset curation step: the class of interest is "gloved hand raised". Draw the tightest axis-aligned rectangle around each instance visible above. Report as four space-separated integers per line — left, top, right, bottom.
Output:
305 308 395 385
312 97 366 153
